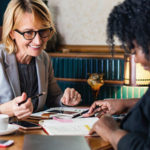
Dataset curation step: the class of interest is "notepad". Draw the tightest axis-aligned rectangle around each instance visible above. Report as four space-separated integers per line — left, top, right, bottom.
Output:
23 134 91 150
39 117 98 136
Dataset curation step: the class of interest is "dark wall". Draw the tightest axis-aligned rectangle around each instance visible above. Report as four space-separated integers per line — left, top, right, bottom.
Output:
0 0 10 26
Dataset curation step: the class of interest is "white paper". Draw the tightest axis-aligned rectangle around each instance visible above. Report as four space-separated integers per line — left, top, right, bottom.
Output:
31 107 89 118
39 117 98 136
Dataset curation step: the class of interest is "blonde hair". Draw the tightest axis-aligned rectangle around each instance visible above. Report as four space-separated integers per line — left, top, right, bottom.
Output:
2 0 55 53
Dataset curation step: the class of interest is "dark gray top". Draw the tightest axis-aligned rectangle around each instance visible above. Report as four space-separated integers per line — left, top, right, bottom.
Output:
118 86 150 150
17 57 38 111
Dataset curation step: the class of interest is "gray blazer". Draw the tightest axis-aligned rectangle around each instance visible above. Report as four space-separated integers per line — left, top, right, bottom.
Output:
0 44 63 111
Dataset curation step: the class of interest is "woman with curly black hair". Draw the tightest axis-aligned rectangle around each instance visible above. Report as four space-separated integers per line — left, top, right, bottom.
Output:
84 0 150 149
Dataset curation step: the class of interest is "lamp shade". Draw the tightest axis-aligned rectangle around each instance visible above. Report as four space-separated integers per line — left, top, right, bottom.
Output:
124 55 150 86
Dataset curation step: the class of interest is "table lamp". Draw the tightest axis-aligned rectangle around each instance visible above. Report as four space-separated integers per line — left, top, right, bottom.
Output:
87 73 104 100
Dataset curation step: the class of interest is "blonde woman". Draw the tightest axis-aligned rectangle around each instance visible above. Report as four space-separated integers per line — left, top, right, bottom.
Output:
0 0 81 119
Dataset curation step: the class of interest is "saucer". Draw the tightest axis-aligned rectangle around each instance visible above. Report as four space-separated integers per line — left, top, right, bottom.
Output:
0 124 19 135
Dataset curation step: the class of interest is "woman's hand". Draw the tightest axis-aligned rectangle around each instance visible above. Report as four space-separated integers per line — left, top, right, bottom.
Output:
83 99 127 117
0 92 33 119
12 92 33 119
61 88 81 106
89 115 127 149
89 115 119 141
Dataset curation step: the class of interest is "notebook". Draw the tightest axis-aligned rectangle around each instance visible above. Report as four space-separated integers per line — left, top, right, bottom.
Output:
39 117 98 136
23 134 91 150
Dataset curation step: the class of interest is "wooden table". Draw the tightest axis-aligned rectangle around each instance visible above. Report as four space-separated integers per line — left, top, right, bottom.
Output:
0 128 113 150
0 129 112 150
0 117 113 150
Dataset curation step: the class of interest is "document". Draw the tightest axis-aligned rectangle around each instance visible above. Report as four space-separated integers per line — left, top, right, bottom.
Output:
30 107 89 119
23 134 90 150
39 117 98 136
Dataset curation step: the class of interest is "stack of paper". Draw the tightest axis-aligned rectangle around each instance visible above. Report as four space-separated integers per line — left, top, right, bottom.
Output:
31 107 89 119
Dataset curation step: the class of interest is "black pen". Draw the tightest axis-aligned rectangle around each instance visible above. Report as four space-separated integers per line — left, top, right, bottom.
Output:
93 105 101 112
92 105 102 117
72 105 101 118
18 92 46 106
72 109 89 118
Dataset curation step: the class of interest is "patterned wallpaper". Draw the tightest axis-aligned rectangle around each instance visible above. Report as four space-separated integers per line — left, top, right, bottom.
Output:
48 0 124 45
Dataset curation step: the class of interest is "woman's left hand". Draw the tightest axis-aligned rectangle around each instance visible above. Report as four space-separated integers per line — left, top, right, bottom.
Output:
61 88 81 106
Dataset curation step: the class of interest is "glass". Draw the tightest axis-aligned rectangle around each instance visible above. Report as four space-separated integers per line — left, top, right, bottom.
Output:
14 27 53 40
87 73 104 101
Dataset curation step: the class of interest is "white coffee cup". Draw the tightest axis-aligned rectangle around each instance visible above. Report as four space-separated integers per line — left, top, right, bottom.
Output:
0 114 9 130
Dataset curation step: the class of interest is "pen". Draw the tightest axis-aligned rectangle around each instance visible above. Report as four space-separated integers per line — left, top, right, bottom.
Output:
72 109 89 118
72 105 101 118
93 105 101 112
92 105 102 117
18 92 46 106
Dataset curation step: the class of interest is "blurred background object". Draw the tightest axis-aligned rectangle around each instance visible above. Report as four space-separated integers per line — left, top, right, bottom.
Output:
87 73 104 101
124 55 150 86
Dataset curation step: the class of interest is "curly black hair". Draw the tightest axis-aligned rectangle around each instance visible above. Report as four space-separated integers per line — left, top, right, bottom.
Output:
107 0 150 60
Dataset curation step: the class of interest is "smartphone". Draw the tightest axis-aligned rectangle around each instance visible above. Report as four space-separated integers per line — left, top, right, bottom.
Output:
13 121 41 130
0 140 14 148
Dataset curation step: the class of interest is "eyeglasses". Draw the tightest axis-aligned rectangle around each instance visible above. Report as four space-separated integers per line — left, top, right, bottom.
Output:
14 27 53 40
